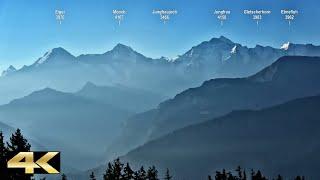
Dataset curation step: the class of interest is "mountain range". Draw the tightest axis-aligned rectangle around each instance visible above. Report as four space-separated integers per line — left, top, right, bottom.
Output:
1 37 320 178
1 36 320 105
106 56 320 164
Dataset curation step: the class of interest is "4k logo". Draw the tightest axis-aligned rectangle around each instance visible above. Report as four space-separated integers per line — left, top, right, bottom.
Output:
7 152 60 174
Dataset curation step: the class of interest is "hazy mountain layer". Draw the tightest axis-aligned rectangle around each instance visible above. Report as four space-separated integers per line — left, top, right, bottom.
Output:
0 87 132 170
109 56 320 160
76 82 166 113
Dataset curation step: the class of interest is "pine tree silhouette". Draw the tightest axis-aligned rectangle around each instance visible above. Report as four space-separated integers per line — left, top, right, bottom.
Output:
226 171 236 180
133 171 139 180
90 172 96 180
134 166 147 180
147 166 158 180
7 129 31 152
164 168 172 180
215 170 222 180
215 169 232 180
0 131 8 179
122 162 134 180
113 158 124 180
104 162 115 180
251 170 267 180
236 166 242 180
140 166 147 180
208 175 213 180
7 129 32 180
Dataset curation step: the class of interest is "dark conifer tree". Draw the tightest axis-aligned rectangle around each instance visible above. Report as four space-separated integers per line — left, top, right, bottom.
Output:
90 172 96 180
7 129 31 152
208 175 213 180
134 166 147 180
104 162 115 180
122 162 134 180
113 158 124 180
140 166 147 180
164 168 172 180
215 169 230 180
252 170 267 180
276 174 283 180
226 171 235 180
7 129 32 180
104 158 124 180
251 169 255 179
133 171 140 180
236 166 242 180
222 169 227 180
146 166 158 180
215 171 222 180
0 131 8 179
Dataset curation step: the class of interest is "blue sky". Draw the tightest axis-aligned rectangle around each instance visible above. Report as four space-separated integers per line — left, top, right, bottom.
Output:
0 0 319 71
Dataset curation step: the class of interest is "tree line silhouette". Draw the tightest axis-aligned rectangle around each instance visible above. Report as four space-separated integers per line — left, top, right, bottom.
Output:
0 129 308 180
210 166 305 180
101 158 172 180
59 158 173 180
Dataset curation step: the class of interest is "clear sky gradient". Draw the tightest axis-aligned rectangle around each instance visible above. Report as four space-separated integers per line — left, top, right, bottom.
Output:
0 0 319 71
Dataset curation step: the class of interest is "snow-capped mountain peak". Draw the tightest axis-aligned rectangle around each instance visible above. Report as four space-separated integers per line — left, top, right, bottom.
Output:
112 43 134 52
1 65 17 76
219 36 233 43
6 65 16 71
281 42 290 50
33 47 75 66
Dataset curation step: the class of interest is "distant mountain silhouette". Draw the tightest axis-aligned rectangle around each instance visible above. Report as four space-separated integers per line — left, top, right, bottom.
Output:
174 36 320 78
0 87 132 170
1 65 16 76
1 37 320 104
76 82 166 113
77 43 157 65
109 56 320 160
32 47 76 66
120 94 320 179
